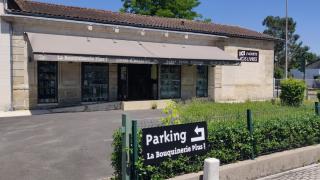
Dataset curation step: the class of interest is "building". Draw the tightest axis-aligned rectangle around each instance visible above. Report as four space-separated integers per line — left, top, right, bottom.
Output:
291 59 320 88
0 0 276 111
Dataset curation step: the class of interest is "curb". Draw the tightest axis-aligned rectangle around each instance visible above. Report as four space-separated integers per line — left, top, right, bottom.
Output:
169 144 320 180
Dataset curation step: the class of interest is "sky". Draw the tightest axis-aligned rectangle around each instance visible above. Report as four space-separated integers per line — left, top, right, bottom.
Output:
36 0 319 55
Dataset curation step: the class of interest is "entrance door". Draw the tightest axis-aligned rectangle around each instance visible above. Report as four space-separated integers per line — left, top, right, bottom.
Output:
82 63 109 102
38 61 58 103
118 64 158 100
118 64 128 100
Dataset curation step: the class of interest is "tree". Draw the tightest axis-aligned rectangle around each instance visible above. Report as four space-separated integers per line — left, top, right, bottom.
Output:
262 16 318 78
291 44 318 72
120 0 203 20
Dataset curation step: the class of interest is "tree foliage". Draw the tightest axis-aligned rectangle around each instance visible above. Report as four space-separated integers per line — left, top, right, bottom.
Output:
120 0 204 20
262 16 318 77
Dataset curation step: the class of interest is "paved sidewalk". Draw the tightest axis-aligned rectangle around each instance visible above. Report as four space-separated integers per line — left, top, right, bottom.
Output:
0 110 49 118
259 164 320 180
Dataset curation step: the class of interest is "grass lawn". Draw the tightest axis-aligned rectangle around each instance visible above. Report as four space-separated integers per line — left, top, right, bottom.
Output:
176 99 315 123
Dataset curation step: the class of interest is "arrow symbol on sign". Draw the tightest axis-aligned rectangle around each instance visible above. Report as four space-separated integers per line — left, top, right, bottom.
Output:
191 126 205 142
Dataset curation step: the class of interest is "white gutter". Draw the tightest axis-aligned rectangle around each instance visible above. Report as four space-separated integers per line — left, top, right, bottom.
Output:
1 11 228 39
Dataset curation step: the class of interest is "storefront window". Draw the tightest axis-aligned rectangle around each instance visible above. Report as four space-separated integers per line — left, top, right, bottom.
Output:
38 61 58 103
82 63 109 102
160 65 181 99
196 66 208 97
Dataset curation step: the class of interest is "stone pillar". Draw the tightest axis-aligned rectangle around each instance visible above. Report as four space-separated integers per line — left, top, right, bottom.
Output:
214 66 223 101
181 65 196 100
0 0 13 111
11 34 30 110
109 64 118 101
58 62 81 105
208 66 222 101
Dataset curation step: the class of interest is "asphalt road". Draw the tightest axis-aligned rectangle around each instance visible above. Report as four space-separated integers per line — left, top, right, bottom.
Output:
0 110 162 180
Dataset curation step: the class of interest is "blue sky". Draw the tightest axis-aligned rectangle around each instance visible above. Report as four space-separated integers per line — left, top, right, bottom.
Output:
36 0 319 55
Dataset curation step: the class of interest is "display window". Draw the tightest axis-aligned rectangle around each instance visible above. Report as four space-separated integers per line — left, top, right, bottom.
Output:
82 63 109 102
160 65 181 99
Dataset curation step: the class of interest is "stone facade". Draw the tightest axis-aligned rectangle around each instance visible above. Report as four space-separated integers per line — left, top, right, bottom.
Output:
181 65 196 99
216 38 274 101
2 13 274 110
0 0 12 111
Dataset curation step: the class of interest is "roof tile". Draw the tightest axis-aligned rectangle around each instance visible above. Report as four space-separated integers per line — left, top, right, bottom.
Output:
9 0 277 41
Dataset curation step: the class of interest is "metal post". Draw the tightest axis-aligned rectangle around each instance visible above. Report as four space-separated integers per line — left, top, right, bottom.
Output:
315 102 320 116
121 114 131 180
285 0 288 79
247 109 255 160
273 78 275 98
132 120 138 180
276 79 279 98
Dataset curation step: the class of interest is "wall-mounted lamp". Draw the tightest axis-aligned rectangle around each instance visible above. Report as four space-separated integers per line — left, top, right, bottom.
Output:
184 34 189 39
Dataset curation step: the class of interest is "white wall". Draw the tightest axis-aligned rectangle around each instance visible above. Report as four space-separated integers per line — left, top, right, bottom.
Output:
0 0 12 111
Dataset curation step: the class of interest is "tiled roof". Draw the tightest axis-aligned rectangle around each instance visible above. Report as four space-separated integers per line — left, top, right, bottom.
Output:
8 0 277 41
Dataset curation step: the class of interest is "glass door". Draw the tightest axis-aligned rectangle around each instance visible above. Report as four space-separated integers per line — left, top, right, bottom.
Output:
38 61 58 103
196 66 208 97
118 64 128 100
160 65 181 99
82 63 109 102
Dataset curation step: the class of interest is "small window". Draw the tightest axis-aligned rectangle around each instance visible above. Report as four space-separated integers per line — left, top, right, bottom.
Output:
38 61 58 103
160 65 181 99
196 66 208 97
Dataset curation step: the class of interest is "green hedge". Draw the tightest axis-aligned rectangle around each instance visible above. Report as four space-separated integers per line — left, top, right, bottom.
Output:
111 105 320 179
280 79 306 106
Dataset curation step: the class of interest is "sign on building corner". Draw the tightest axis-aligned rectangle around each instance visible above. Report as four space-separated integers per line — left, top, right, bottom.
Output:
142 122 208 165
238 49 259 63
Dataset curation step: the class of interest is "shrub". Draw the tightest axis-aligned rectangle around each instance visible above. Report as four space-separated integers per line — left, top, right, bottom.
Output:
111 129 122 179
317 90 320 102
161 101 181 125
274 66 284 79
112 106 320 179
280 79 306 106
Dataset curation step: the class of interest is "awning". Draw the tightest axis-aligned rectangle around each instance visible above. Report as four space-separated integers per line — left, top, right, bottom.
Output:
26 32 240 65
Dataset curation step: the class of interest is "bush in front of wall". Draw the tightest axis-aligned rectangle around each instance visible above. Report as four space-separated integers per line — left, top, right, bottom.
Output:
280 79 306 106
317 90 320 102
111 112 320 179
